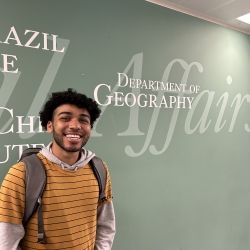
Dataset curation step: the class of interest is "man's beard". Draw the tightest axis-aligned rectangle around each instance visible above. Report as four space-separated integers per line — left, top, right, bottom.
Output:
53 131 89 152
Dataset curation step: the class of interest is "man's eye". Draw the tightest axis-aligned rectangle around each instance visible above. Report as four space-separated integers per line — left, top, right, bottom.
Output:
80 119 89 124
61 117 69 121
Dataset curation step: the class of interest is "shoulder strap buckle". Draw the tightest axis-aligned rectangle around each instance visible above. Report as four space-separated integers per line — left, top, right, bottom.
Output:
37 233 46 244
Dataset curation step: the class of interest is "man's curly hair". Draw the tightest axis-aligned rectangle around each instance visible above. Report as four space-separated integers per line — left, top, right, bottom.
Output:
39 88 101 129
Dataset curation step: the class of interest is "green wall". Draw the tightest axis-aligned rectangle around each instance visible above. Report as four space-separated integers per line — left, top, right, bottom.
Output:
1 0 250 249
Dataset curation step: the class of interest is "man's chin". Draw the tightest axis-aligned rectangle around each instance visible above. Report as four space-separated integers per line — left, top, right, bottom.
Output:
64 146 82 153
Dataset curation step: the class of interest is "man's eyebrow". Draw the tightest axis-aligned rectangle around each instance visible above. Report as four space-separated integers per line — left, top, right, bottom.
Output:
57 112 90 119
57 111 72 116
80 114 91 119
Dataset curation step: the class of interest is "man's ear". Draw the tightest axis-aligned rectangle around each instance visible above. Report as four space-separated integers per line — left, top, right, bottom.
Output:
47 121 53 133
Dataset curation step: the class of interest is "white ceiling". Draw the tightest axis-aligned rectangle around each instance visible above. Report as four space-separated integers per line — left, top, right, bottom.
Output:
147 0 250 35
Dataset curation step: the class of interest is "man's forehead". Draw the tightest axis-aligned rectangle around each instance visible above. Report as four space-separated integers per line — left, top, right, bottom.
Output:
53 104 90 117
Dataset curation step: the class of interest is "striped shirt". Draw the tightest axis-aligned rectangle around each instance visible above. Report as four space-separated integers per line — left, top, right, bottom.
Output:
0 153 113 250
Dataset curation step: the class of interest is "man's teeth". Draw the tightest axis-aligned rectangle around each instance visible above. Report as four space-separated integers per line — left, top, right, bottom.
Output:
66 135 80 139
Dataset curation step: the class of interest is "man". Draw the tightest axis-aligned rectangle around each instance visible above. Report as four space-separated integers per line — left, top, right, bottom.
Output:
0 88 116 250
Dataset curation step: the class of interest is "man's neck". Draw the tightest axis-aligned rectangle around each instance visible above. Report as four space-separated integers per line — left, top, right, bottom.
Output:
50 142 81 166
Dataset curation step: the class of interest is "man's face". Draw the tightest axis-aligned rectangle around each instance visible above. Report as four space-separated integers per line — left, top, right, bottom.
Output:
47 104 91 154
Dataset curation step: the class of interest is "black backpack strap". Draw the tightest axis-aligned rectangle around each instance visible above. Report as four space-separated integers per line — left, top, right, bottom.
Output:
21 153 47 244
90 156 107 203
19 148 41 161
37 197 46 244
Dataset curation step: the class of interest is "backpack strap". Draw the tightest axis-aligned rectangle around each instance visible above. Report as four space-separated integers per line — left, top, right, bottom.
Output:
90 156 107 203
19 148 41 161
21 153 47 244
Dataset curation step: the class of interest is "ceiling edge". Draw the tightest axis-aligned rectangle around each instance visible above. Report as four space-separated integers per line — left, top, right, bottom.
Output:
146 0 250 35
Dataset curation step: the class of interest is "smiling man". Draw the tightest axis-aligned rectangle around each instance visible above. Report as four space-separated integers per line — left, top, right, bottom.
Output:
0 88 116 250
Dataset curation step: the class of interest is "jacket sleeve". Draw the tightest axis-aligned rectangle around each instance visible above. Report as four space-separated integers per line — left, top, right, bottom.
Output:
94 201 116 250
0 163 26 249
0 222 24 250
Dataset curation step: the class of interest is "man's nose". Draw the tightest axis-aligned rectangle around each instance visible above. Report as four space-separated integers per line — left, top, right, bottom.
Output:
69 119 81 129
